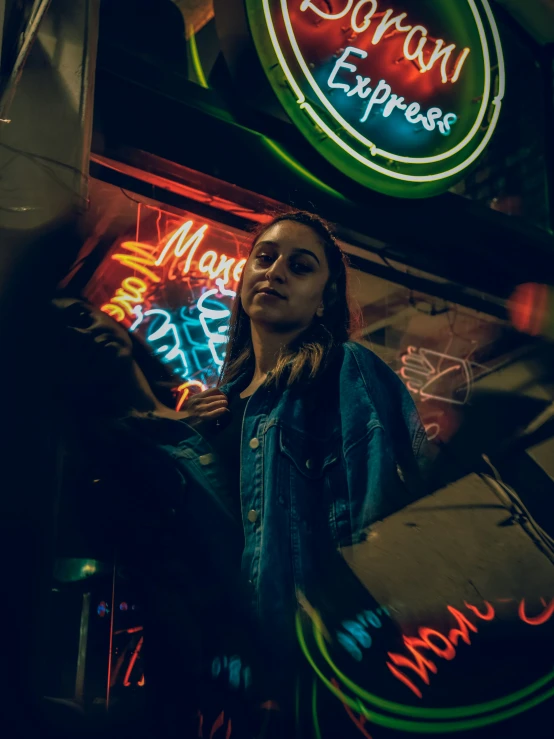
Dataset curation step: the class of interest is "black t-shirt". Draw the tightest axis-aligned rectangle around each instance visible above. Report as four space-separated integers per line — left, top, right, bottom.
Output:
203 391 250 532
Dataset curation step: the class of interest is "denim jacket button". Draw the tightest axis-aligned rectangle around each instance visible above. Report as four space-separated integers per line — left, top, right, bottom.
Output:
199 453 214 466
249 438 260 450
305 458 313 470
247 509 259 523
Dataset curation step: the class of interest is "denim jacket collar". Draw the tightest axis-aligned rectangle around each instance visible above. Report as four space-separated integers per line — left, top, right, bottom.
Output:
218 370 252 400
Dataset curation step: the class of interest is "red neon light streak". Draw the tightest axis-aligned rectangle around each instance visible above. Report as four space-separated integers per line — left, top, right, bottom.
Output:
386 663 425 700
387 598 553 698
417 629 456 660
176 380 207 411
386 637 438 698
464 601 495 621
123 635 143 687
447 606 478 646
114 625 144 635
209 711 225 739
331 678 374 738
518 598 554 626
196 711 232 739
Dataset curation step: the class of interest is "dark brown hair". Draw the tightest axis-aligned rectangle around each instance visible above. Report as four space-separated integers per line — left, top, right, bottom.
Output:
217 211 361 389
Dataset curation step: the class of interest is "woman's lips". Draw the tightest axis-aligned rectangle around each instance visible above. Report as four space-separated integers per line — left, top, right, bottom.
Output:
257 289 285 299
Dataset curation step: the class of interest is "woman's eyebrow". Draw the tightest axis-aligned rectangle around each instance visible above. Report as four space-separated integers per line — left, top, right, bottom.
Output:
255 240 320 265
292 248 320 265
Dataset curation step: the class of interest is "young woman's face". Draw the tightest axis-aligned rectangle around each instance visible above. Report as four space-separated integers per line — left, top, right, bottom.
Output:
240 221 330 332
52 298 134 379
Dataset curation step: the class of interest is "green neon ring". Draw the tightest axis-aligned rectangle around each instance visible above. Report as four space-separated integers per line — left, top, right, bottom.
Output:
296 614 554 732
247 0 506 198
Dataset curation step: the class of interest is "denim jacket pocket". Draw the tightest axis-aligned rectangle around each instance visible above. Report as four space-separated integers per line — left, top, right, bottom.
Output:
279 424 340 481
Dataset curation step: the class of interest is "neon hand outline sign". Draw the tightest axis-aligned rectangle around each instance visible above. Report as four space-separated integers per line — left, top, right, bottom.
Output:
400 346 473 405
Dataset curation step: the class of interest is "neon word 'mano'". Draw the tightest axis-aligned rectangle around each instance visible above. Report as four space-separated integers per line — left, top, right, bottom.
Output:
156 220 246 286
300 0 470 84
101 217 246 324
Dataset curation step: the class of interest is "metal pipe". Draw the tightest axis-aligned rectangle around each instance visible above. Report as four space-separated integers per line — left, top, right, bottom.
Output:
0 0 52 122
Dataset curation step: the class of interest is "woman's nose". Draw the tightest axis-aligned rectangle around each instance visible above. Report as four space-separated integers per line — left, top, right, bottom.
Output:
265 256 286 282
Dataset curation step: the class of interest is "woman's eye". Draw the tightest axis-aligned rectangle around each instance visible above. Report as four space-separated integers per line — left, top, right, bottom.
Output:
255 254 272 264
291 262 312 274
66 307 92 328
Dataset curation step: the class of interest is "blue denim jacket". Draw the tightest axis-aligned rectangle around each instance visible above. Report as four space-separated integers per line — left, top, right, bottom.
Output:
126 341 433 704
214 341 433 664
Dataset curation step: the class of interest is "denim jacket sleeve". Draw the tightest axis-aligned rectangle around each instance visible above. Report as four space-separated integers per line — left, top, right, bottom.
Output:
339 342 437 542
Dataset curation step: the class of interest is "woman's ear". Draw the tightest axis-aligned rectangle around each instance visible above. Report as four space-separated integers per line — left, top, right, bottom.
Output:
316 303 324 318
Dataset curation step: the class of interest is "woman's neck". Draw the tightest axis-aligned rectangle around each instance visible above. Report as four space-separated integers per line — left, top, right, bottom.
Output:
249 322 303 383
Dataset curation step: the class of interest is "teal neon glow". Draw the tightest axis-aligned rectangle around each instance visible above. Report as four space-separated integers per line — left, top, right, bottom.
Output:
296 613 554 733
328 47 458 135
130 281 236 380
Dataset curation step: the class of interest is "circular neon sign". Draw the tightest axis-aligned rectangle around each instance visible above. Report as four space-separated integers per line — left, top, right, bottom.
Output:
246 0 505 198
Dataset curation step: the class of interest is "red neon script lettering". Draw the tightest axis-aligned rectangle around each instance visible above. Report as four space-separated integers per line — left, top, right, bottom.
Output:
464 600 496 621
299 0 470 84
519 598 554 626
387 636 438 699
387 598 551 698
447 606 478 647
123 635 143 687
196 711 232 739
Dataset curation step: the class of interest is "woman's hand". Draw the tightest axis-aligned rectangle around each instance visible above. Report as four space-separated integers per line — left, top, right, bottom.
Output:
179 388 229 429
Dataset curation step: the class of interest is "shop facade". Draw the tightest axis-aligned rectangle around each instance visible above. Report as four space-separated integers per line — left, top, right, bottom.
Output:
37 0 554 730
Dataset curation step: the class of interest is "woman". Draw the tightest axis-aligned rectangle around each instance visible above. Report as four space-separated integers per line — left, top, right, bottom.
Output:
50 297 268 738
185 211 436 720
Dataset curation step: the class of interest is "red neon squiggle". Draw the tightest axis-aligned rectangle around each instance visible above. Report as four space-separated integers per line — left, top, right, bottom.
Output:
123 635 143 687
176 380 208 411
386 636 438 699
464 601 496 621
518 598 554 626
209 711 225 739
387 598 553 699
417 628 456 660
447 606 478 646
386 662 424 699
